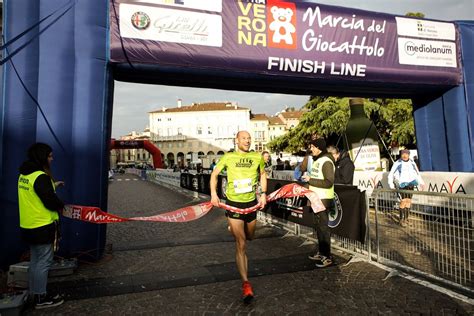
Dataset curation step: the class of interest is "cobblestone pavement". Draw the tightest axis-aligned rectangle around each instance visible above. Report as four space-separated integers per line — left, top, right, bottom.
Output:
23 174 473 315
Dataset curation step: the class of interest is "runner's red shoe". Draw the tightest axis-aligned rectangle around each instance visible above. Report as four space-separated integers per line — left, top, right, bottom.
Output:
242 281 254 304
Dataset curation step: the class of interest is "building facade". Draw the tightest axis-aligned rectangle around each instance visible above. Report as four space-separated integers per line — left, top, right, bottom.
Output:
250 113 269 152
149 101 251 167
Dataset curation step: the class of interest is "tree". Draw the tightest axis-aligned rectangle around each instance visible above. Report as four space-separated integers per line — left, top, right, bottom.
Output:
365 98 416 147
268 97 350 152
405 12 425 18
268 97 416 153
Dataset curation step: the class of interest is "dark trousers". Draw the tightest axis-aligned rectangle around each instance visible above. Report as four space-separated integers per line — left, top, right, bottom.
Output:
313 199 333 257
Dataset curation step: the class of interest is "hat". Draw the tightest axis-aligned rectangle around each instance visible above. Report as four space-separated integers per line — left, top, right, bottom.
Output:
400 149 410 155
309 138 327 151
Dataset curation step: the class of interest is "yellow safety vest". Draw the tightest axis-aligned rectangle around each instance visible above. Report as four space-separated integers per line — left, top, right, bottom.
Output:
18 171 59 229
309 156 335 199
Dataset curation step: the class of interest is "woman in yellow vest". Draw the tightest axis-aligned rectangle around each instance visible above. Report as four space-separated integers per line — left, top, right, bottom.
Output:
302 138 335 268
18 143 64 309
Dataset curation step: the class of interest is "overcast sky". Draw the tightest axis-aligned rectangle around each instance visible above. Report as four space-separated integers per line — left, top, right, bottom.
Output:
112 0 474 138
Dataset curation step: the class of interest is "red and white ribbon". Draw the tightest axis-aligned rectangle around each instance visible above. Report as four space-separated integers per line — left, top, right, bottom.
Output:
62 183 325 224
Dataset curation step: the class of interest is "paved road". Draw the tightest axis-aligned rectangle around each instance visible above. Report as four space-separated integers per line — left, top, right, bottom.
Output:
25 174 473 315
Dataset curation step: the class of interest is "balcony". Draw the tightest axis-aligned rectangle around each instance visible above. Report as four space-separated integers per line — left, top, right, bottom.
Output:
154 135 187 142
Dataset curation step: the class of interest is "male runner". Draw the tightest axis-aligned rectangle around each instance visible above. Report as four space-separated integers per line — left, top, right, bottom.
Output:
210 131 267 303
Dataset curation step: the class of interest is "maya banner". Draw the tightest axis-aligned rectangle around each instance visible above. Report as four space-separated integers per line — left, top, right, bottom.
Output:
63 183 325 224
110 0 461 86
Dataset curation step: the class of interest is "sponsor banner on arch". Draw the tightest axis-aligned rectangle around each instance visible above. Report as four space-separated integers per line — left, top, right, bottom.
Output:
110 0 462 86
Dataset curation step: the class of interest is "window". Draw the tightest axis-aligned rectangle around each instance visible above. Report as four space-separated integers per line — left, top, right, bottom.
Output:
178 127 183 135
197 126 202 135
167 118 171 121
208 127 212 135
157 118 161 122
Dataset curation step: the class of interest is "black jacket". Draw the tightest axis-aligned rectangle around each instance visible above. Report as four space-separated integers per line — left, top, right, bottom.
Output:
334 151 355 185
19 161 64 244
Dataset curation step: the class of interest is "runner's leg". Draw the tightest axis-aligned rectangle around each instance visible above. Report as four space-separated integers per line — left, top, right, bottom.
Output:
228 217 249 282
244 219 257 241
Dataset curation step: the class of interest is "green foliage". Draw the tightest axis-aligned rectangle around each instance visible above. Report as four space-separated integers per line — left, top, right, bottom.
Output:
405 12 425 18
268 97 416 153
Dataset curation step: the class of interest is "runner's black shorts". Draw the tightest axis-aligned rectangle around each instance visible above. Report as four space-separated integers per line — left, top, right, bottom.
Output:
398 185 415 199
225 199 258 223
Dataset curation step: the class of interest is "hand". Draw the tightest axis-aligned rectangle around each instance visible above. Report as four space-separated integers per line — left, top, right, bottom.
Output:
55 181 65 188
211 194 220 207
301 175 310 182
258 193 267 209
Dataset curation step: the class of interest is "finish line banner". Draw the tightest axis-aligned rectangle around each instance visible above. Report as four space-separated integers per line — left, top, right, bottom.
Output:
110 0 461 86
63 183 325 224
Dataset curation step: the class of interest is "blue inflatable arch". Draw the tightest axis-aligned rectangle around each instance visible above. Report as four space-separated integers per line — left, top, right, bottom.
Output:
1 0 473 267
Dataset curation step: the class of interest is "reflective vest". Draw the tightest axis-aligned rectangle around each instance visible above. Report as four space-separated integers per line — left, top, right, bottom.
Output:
18 171 59 229
309 156 335 199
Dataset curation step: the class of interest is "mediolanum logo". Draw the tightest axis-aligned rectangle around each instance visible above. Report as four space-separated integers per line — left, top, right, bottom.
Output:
131 11 151 30
404 41 453 56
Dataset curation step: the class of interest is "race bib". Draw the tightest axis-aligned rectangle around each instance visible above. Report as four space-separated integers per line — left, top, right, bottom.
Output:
233 178 252 194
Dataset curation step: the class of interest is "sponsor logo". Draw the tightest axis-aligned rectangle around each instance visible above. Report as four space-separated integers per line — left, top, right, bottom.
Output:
72 207 82 219
328 193 343 228
237 0 297 49
120 4 222 47
427 176 466 194
192 177 199 190
235 158 254 168
404 41 453 56
398 37 457 68
131 11 151 30
358 175 383 190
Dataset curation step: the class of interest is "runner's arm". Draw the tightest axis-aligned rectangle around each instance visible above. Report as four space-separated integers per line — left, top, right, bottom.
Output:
210 166 222 207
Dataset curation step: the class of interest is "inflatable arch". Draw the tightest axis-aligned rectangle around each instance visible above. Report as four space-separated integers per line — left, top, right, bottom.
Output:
110 139 163 169
1 0 473 268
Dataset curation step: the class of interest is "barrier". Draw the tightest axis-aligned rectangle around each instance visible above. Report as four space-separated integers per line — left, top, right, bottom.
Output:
146 169 181 187
144 171 472 294
373 189 473 292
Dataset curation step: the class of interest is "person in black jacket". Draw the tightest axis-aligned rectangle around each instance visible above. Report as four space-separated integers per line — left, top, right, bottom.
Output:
327 146 355 185
18 143 65 309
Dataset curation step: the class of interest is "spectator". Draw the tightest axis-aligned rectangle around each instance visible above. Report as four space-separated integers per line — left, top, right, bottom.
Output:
210 159 217 171
388 149 424 227
327 146 355 185
283 160 292 170
262 151 273 178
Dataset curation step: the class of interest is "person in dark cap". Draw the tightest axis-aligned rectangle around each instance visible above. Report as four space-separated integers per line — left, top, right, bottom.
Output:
18 143 65 309
302 138 335 268
388 149 424 227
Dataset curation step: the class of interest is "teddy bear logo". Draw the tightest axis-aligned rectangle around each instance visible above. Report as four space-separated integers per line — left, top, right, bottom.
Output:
269 6 296 46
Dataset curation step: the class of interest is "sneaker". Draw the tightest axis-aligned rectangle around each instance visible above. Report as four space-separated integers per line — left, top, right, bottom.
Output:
34 293 64 309
314 256 333 268
308 252 322 261
242 281 254 304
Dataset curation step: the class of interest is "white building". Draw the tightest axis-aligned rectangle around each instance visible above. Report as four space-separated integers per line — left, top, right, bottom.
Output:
278 110 304 130
250 113 269 152
268 116 286 141
149 101 250 167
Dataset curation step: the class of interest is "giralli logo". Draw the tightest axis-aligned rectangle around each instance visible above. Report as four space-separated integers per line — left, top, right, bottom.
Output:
427 176 466 194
